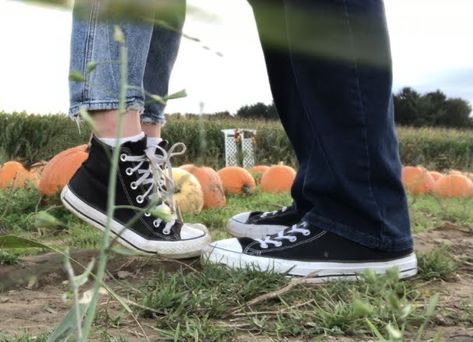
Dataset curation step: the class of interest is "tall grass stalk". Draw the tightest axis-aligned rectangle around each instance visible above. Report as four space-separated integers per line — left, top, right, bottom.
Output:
80 26 127 341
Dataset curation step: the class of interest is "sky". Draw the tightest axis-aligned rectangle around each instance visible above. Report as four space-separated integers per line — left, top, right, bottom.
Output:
0 0 472 115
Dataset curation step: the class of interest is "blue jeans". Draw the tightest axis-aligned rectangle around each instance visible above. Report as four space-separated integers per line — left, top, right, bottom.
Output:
250 0 413 252
69 0 185 124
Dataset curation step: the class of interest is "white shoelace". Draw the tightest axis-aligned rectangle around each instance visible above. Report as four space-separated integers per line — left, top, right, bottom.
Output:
256 223 311 249
120 143 186 235
260 206 288 218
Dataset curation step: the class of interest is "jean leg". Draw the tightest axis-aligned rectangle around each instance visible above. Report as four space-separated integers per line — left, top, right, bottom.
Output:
283 0 412 251
250 0 313 214
69 0 155 117
142 0 186 125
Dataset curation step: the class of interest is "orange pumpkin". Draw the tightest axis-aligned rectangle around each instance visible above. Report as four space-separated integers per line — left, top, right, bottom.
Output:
0 161 35 190
401 166 435 195
179 164 195 172
465 172 473 182
261 165 296 193
429 171 444 182
433 174 473 198
38 145 88 196
249 165 270 176
217 166 256 195
29 161 47 187
180 165 226 208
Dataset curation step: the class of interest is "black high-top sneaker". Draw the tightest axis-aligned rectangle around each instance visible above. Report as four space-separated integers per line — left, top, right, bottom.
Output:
204 222 417 282
61 136 210 258
227 205 303 239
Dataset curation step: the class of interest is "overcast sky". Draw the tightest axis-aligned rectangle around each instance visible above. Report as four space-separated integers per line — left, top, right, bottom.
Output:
0 0 472 115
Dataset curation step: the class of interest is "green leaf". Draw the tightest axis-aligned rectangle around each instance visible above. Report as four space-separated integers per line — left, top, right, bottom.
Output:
149 203 173 222
386 323 402 340
110 245 141 256
163 89 187 101
69 70 85 82
425 293 439 317
0 235 53 250
365 318 386 341
149 94 166 105
32 211 64 229
79 107 96 130
352 298 373 317
70 259 95 288
47 303 88 342
86 62 98 74
113 25 125 44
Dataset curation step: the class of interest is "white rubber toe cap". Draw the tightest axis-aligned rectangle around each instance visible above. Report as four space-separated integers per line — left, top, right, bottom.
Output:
208 238 243 253
231 212 251 224
227 212 287 239
187 223 209 235
180 224 208 240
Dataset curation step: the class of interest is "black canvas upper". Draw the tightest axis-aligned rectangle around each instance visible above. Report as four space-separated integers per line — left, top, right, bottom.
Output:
67 136 183 241
237 222 413 262
246 205 302 226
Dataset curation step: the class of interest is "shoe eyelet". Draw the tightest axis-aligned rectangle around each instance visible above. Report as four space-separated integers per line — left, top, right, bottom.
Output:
290 237 297 243
302 230 310 236
136 195 144 204
144 212 151 217
120 153 128 162
126 168 133 176
163 229 171 235
276 242 283 247
153 220 160 227
130 182 138 190
260 244 268 249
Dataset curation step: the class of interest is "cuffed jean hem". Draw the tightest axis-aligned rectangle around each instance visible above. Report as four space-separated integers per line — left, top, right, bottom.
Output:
303 211 414 252
68 99 145 119
141 113 166 126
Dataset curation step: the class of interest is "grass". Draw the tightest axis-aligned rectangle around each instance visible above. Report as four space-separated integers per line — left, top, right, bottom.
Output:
132 266 434 340
417 246 459 281
1 186 471 253
0 187 472 340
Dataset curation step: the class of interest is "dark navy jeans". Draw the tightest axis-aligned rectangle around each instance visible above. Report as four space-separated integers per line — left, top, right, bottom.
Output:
250 0 413 252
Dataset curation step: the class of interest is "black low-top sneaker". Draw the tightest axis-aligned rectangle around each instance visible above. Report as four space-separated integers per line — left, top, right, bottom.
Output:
227 205 303 239
204 222 417 281
61 136 210 258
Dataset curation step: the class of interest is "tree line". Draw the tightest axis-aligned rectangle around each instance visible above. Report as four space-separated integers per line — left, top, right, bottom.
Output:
234 87 473 128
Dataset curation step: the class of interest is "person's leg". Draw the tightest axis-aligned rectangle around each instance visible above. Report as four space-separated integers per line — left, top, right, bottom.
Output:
205 0 416 280
226 0 312 239
141 0 186 142
65 0 209 257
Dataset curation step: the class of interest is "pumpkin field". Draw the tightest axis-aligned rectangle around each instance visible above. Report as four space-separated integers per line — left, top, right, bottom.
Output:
0 113 473 341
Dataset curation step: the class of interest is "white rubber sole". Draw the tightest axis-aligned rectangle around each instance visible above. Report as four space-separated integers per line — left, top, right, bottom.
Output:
203 245 418 282
61 185 210 259
227 218 287 239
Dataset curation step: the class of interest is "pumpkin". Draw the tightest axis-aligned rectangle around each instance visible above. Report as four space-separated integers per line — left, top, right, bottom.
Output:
401 166 435 195
261 165 296 193
0 161 35 190
249 165 270 176
170 168 204 214
217 166 256 195
465 172 473 182
29 161 47 186
179 165 226 209
38 145 88 196
429 171 444 182
433 174 473 198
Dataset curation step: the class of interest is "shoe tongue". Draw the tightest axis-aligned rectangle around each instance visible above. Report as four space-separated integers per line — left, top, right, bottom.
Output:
153 139 168 157
122 136 147 155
